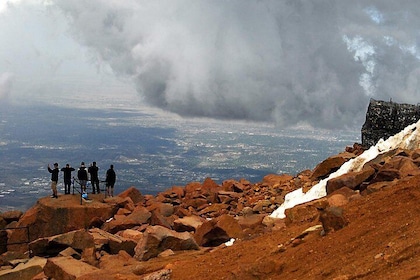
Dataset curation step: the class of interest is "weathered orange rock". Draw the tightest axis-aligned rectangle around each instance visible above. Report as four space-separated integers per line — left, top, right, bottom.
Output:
182 198 208 209
202 177 221 193
173 215 206 232
327 194 348 207
161 186 185 199
237 214 266 230
319 207 348 234
134 225 199 261
147 202 174 217
365 181 394 194
222 179 247 192
150 211 173 229
173 206 191 218
0 256 47 280
311 152 355 180
118 229 144 243
217 192 236 204
97 250 139 272
194 214 244 247
58 247 81 258
101 206 151 234
381 156 420 177
262 174 294 188
197 203 229 216
1 210 23 224
88 228 137 255
326 166 376 194
29 229 94 257
118 186 144 204
8 195 117 252
0 230 7 254
44 256 99 280
81 246 98 267
116 208 132 216
184 182 202 198
370 168 401 184
103 195 133 209
411 148 420 160
0 216 7 230
284 198 328 225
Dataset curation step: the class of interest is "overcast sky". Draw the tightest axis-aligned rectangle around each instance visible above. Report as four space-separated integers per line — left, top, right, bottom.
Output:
1 1 420 129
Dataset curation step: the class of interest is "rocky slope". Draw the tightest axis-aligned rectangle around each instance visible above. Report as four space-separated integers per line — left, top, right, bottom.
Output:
1 139 420 279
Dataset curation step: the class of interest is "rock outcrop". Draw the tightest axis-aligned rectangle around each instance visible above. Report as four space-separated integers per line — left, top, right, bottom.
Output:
361 98 420 147
0 256 46 280
7 195 117 252
134 225 200 261
29 229 94 257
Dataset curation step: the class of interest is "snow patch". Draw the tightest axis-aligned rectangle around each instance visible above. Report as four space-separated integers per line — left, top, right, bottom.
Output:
270 120 420 219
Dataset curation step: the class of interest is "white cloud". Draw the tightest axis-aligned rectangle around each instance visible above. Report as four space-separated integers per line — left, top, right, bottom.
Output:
0 73 14 100
3 1 420 128
0 0 19 14
50 1 420 129
0 0 134 106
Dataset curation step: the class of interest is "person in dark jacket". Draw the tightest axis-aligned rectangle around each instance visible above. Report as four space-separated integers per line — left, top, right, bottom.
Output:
88 161 100 194
77 162 88 192
61 163 75 194
105 164 116 197
47 163 59 198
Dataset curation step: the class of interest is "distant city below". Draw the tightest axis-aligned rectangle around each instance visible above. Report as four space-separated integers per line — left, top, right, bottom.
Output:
0 104 359 212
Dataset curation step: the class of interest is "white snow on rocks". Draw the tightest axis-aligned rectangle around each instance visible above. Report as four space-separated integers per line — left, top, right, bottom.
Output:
270 120 420 219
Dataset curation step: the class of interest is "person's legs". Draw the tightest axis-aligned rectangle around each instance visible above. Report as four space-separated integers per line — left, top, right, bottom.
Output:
80 180 87 192
91 179 100 194
51 181 58 198
95 179 100 193
50 181 55 197
64 180 70 194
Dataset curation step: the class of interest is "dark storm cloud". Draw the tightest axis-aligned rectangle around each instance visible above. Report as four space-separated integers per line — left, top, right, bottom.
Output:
52 0 420 128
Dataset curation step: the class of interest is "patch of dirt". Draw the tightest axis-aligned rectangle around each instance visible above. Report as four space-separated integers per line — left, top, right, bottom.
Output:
159 174 420 280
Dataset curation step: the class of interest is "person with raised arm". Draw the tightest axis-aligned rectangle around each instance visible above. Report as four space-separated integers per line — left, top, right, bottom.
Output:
47 163 59 198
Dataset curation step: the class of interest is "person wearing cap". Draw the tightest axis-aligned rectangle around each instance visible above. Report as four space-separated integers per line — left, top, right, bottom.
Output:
47 163 59 198
77 162 88 193
61 164 75 194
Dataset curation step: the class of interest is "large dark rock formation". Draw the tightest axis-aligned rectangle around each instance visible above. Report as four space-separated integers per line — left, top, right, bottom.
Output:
361 99 420 148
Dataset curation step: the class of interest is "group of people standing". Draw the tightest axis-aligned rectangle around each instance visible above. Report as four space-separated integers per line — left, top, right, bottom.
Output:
47 162 116 198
